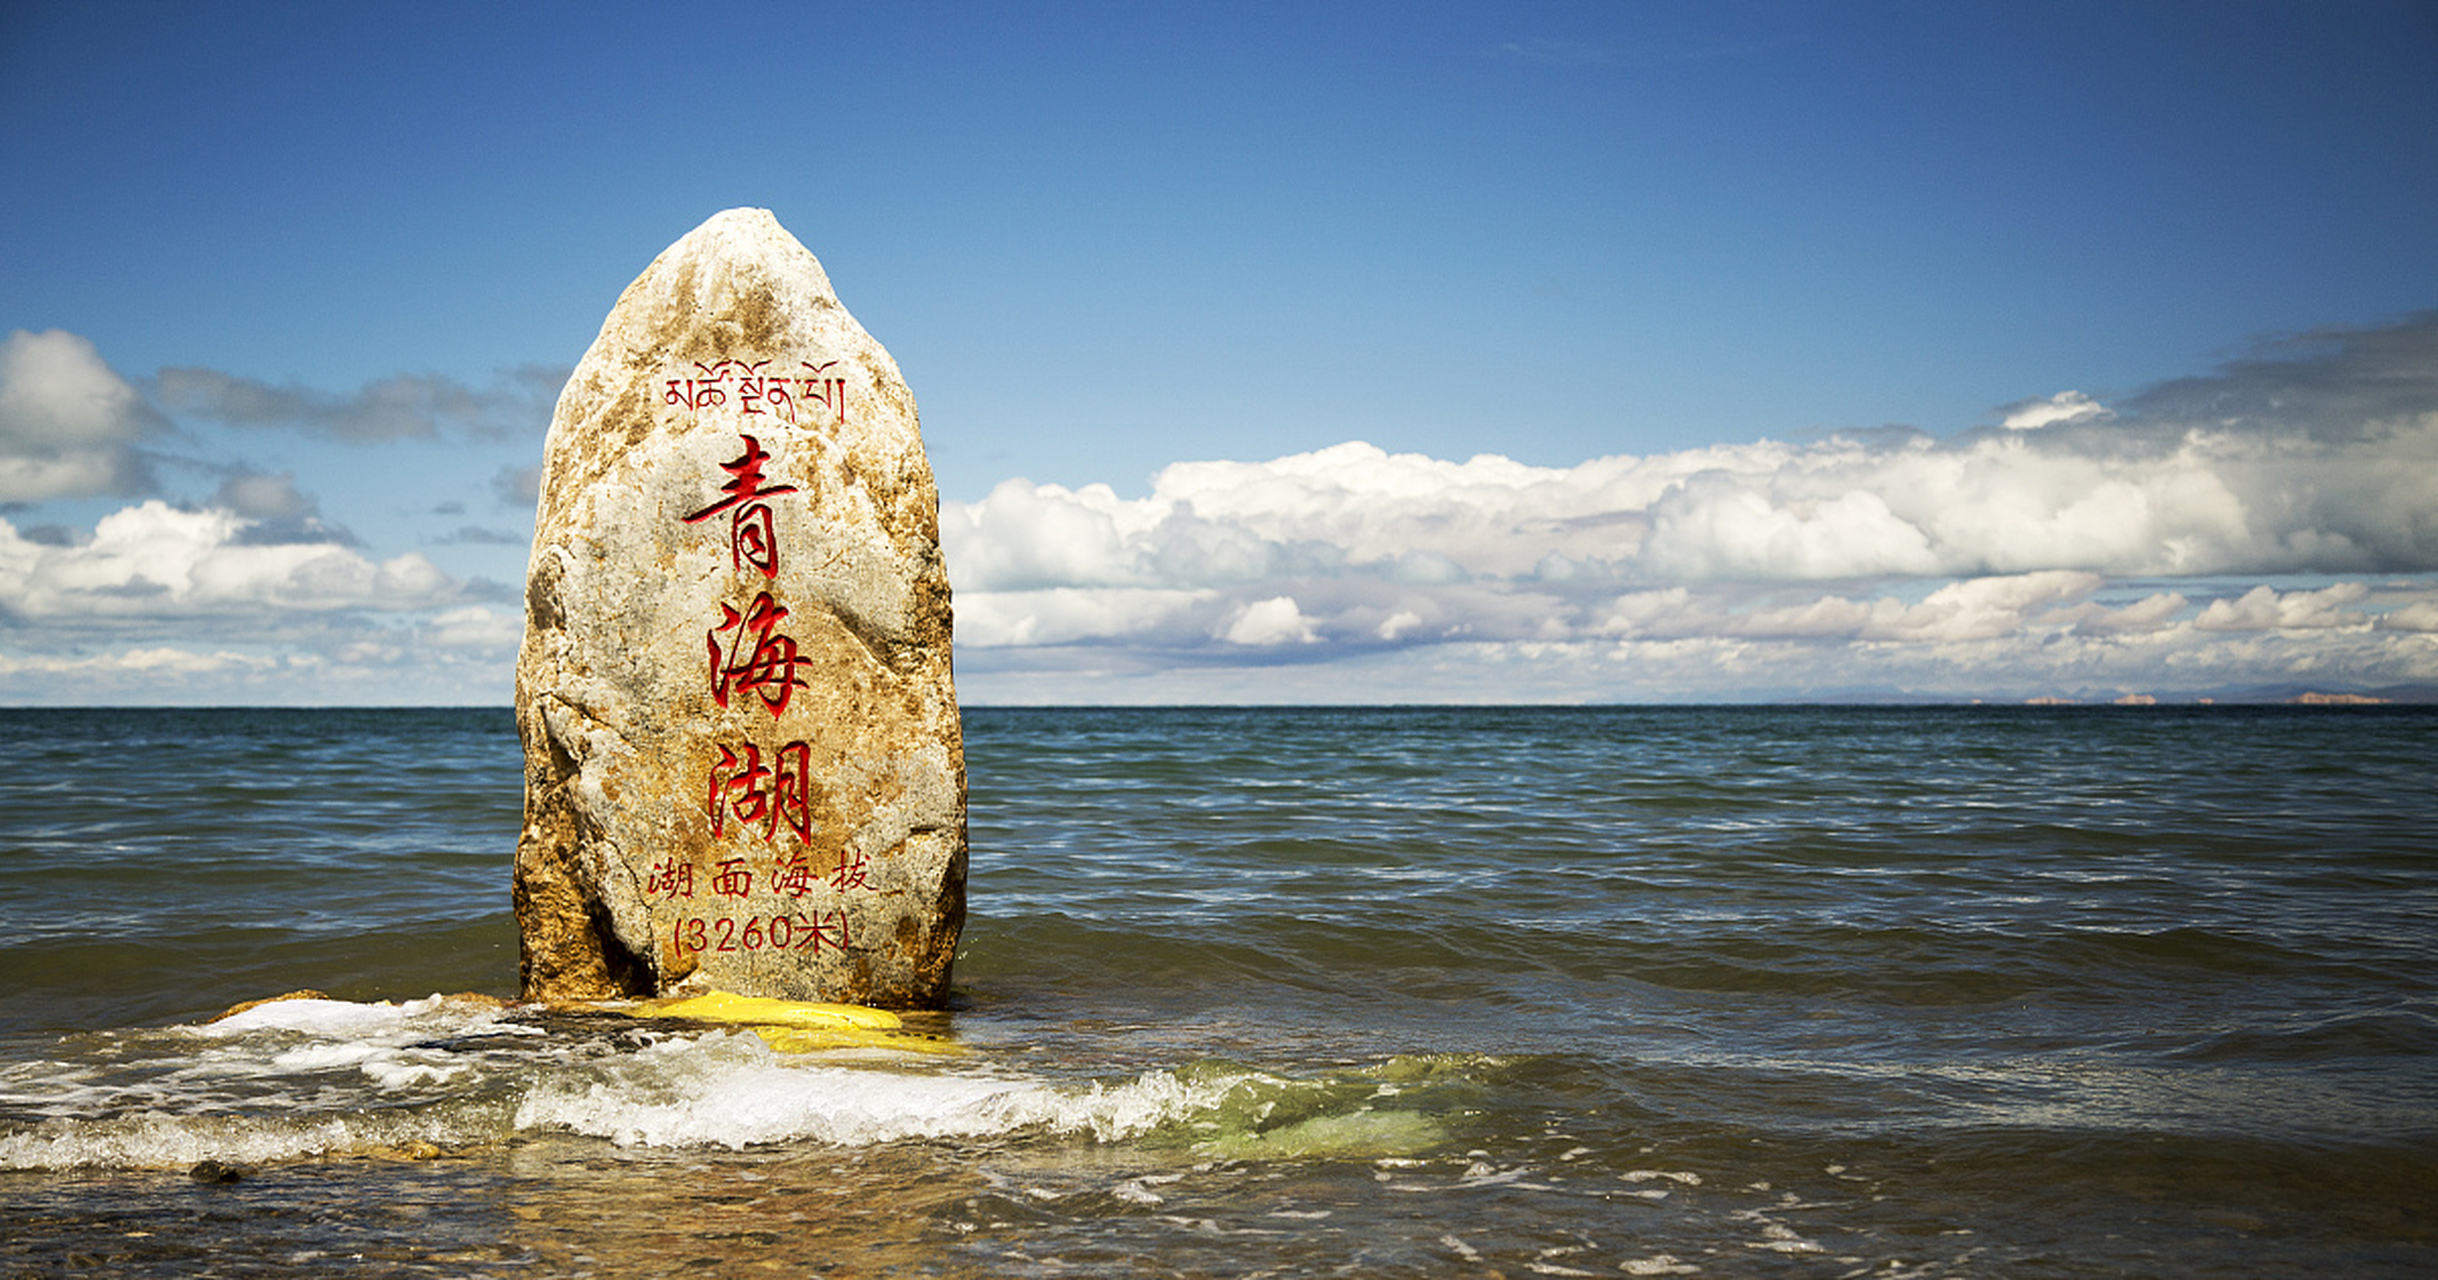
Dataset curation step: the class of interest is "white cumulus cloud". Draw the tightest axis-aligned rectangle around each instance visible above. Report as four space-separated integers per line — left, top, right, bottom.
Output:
941 314 2438 701
1222 596 1320 646
0 329 165 501
2192 582 2373 632
954 586 1216 648
422 605 522 650
0 501 457 619
1999 390 2108 431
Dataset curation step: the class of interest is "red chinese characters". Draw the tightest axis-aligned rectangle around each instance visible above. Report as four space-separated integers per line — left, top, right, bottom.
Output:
670 910 851 956
667 360 874 932
772 849 870 893
711 858 755 897
708 593 808 716
646 860 695 899
771 854 819 898
684 434 799 579
707 740 812 843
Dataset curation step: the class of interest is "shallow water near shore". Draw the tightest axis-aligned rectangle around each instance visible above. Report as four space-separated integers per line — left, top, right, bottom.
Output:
2 704 2433 1276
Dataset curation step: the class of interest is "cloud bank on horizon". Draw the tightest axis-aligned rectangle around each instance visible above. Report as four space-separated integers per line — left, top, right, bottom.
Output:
3 315 2434 705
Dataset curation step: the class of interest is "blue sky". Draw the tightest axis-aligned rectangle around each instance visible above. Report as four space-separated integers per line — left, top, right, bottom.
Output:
4 0 2435 703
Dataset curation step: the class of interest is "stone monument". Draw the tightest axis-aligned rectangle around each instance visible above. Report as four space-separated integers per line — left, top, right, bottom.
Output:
514 208 965 1008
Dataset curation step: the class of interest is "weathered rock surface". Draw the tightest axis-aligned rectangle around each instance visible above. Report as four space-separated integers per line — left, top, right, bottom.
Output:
514 208 965 1008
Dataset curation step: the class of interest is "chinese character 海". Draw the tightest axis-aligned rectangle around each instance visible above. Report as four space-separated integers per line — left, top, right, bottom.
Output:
708 592 809 717
771 854 817 898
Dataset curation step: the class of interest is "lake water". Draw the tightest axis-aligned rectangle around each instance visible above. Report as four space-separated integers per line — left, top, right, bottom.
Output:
2 705 2432 1276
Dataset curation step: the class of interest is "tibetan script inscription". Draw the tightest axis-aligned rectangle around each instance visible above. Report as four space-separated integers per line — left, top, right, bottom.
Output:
663 359 850 426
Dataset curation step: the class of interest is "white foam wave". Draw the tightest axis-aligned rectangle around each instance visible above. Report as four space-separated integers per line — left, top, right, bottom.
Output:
0 1106 484 1171
0 996 537 1169
514 1030 1250 1149
2 997 1440 1170
199 993 530 1040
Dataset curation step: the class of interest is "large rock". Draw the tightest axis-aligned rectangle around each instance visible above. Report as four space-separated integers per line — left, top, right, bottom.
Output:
514 208 965 1008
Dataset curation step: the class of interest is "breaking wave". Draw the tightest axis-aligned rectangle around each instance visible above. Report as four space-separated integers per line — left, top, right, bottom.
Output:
0 995 1457 1171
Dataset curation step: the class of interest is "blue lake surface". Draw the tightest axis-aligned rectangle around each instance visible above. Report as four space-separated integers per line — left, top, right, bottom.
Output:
1 705 2432 1276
